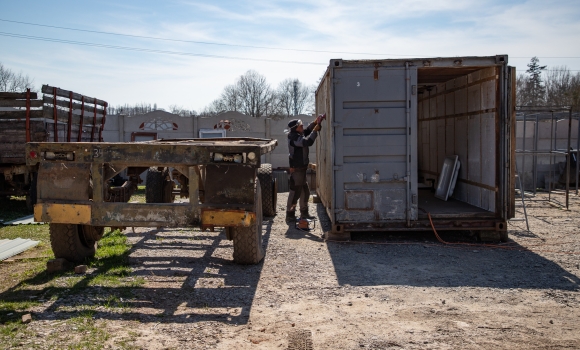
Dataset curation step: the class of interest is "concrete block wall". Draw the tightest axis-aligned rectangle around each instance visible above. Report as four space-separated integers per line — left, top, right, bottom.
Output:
103 110 315 169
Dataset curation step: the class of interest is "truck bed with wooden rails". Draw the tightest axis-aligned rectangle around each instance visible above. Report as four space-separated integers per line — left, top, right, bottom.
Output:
0 85 107 208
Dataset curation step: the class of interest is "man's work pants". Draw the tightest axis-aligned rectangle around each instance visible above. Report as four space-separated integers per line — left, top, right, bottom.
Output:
286 168 309 212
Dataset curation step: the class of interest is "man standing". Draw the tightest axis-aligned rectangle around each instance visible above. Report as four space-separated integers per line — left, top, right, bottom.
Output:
286 118 321 223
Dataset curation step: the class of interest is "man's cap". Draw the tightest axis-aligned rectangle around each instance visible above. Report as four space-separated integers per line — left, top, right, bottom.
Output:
288 119 303 129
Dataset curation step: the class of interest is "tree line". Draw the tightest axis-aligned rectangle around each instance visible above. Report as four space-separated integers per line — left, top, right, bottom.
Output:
200 70 314 118
0 63 36 92
517 57 580 108
92 70 315 118
107 103 196 117
4 59 579 114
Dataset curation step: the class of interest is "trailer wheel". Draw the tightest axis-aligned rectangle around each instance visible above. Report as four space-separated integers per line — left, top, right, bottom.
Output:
163 174 176 203
26 172 38 211
146 168 163 203
146 167 174 203
499 231 509 243
50 224 101 262
258 164 276 217
232 178 264 264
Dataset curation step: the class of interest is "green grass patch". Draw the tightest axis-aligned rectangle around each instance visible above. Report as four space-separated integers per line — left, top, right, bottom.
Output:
0 224 53 295
52 311 110 350
129 185 146 203
0 225 145 349
86 229 143 287
0 320 35 348
0 196 31 223
0 224 50 243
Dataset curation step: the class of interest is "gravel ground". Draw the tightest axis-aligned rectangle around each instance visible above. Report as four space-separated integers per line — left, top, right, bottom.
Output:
15 192 580 348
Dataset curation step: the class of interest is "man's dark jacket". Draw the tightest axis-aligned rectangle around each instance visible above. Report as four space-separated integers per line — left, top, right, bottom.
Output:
288 121 318 168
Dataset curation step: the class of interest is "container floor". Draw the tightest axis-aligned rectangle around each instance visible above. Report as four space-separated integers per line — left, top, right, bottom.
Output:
417 188 494 219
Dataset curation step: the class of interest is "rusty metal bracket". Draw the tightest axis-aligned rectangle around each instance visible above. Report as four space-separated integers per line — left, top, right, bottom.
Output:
52 87 58 142
78 96 85 142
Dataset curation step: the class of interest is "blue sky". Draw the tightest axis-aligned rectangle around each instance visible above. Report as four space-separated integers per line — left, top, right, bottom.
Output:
1 0 579 112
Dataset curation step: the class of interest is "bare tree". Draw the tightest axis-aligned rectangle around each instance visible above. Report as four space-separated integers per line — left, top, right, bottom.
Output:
516 74 530 107
274 78 313 117
203 71 319 118
517 63 580 109
169 104 196 116
0 62 36 92
221 84 242 112
237 70 272 118
109 103 155 115
544 66 580 107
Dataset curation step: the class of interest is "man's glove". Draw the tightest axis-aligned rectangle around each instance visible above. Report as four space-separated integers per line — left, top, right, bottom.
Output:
313 124 321 132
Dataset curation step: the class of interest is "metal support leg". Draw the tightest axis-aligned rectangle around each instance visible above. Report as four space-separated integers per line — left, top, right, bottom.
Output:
515 160 530 232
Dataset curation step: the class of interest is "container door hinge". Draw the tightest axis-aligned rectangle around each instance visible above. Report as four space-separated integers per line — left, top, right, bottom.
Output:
412 85 417 95
334 165 343 171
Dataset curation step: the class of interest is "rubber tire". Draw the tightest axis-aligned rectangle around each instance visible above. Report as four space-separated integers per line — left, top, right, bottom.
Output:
146 167 174 203
26 172 38 211
258 164 276 217
232 178 264 264
499 231 509 242
272 177 278 213
50 224 98 262
146 167 164 203
162 175 175 203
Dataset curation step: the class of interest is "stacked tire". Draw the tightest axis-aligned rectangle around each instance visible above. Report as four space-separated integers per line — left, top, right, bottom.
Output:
232 178 265 264
146 167 175 203
257 164 277 217
49 224 104 262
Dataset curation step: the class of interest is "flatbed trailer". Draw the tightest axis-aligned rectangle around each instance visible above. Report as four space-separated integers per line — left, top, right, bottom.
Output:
26 137 278 264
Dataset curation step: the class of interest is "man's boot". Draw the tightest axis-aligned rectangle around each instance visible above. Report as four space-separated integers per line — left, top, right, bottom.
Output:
285 211 296 223
300 208 315 220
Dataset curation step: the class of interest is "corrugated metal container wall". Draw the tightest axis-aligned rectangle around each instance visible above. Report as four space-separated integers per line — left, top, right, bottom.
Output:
316 56 515 240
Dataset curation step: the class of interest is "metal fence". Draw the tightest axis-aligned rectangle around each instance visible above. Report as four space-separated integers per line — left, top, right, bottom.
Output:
515 106 579 208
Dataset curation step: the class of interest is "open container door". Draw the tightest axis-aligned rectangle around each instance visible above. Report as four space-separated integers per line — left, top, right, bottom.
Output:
331 60 418 229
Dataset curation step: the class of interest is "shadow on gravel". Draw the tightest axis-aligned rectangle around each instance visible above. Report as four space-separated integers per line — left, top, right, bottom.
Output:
283 221 325 242
325 230 580 291
0 219 274 326
315 202 580 291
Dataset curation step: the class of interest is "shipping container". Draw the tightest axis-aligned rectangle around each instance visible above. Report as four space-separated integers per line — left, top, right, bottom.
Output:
315 55 515 240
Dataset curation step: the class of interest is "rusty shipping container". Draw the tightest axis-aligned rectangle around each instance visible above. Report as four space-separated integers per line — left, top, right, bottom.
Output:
315 55 515 240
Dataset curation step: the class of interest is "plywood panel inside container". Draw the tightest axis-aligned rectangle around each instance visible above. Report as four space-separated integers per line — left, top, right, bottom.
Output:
482 79 496 110
454 116 469 181
436 95 445 117
468 184 482 208
445 92 455 116
481 113 496 187
429 120 438 174
436 118 446 170
468 84 482 113
455 88 468 115
429 95 437 119
445 117 455 156
468 115 482 183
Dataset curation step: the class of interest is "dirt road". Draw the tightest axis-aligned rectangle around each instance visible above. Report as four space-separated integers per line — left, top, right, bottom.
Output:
7 192 580 349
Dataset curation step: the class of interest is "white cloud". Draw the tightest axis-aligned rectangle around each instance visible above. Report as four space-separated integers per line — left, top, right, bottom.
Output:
1 0 579 111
